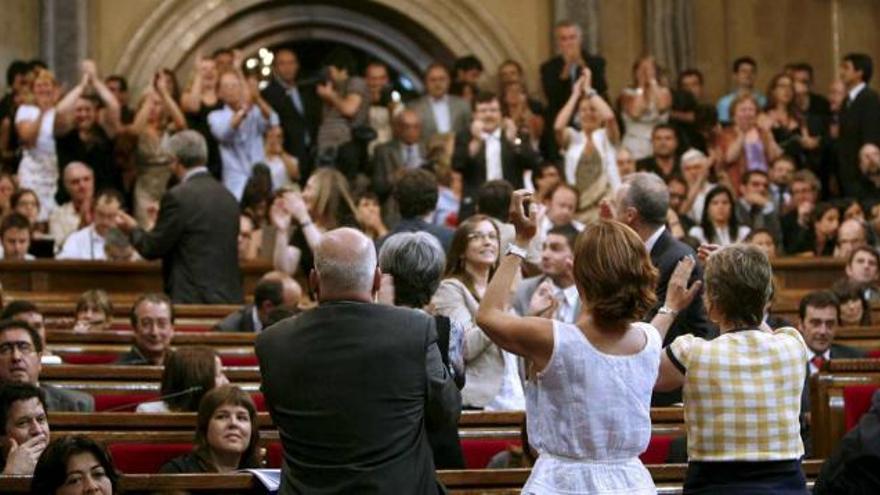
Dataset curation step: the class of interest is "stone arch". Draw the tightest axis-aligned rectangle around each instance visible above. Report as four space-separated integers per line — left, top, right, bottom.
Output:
114 0 525 93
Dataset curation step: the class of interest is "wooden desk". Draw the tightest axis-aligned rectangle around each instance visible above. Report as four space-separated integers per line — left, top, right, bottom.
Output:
810 359 880 458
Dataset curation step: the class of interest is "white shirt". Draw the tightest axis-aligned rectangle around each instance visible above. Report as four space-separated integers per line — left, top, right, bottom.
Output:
483 128 503 181
554 283 580 324
429 95 452 133
400 142 421 168
485 350 526 411
57 224 106 260
848 82 867 104
808 349 831 375
15 105 56 157
0 245 35 260
645 225 666 254
251 305 264 333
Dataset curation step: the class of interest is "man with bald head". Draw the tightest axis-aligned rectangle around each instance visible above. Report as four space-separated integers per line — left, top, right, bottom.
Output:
49 161 95 248
835 219 869 259
261 48 319 182
257 227 460 494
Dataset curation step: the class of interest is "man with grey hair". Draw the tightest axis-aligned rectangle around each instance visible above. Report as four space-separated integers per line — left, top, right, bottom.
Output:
257 227 460 493
115 130 243 303
614 172 714 404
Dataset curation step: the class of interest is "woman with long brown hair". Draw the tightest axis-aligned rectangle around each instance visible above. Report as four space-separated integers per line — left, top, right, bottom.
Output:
431 214 513 410
136 346 229 413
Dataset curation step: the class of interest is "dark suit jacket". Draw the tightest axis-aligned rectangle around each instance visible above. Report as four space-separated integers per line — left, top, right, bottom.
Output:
452 130 540 221
256 301 460 495
131 171 243 304
540 51 608 121
647 229 716 406
837 85 880 198
377 217 454 253
262 79 319 181
371 139 429 228
115 346 152 365
41 384 94 412
214 304 257 333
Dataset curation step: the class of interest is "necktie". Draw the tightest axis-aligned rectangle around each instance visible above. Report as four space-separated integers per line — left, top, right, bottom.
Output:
811 355 826 371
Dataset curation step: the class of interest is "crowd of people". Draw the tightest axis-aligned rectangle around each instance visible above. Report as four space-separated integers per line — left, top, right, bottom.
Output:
0 17 877 495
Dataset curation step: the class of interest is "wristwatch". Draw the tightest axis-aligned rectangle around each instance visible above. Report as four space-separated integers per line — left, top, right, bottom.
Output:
505 243 528 260
657 305 679 317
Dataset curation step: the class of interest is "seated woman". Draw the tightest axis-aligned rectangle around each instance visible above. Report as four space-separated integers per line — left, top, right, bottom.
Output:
790 202 839 256
160 385 260 473
10 188 45 235
476 190 699 494
31 435 118 495
72 289 113 332
688 185 750 246
136 346 229 413
656 244 810 493
431 215 514 410
832 279 873 327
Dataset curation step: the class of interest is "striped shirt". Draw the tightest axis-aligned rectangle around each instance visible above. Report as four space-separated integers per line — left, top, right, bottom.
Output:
668 327 808 461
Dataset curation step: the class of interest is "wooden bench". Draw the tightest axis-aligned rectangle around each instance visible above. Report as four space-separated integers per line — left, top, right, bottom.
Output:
0 259 272 295
810 359 880 458
0 460 825 494
46 330 257 346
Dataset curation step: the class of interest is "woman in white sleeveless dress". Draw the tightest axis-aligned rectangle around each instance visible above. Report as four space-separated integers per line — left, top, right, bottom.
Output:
15 69 60 220
476 191 701 494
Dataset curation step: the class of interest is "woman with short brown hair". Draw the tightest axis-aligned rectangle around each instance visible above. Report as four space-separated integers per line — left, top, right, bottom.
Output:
477 190 698 494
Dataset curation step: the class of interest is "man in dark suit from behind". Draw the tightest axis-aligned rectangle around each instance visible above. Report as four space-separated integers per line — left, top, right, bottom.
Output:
837 53 880 198
215 271 302 333
798 290 866 455
376 168 453 252
115 130 243 304
613 172 716 405
256 227 460 494
261 48 318 183
0 320 93 412
540 19 608 159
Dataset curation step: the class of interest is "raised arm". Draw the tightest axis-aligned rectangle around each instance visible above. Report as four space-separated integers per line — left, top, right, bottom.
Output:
475 190 554 369
89 66 122 137
648 256 701 342
156 73 187 131
553 72 586 149
54 73 89 135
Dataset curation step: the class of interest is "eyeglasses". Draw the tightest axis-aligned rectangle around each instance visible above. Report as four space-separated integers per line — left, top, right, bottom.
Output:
0 342 35 356
467 232 499 242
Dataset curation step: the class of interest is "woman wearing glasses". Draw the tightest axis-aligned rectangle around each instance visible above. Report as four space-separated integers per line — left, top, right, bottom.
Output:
431 215 521 410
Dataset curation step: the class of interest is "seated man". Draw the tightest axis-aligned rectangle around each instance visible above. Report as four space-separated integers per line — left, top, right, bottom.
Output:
117 293 174 365
0 383 50 475
835 219 869 259
0 320 93 411
0 300 58 364
56 189 124 260
844 245 879 302
215 271 302 333
49 162 94 248
513 225 580 324
0 213 34 260
735 170 782 247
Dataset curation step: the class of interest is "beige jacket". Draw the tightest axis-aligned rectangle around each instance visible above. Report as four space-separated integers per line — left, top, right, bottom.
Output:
431 277 504 408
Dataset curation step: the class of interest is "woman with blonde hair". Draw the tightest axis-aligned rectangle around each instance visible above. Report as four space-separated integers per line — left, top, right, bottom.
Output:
267 168 358 275
15 69 60 220
477 190 698 494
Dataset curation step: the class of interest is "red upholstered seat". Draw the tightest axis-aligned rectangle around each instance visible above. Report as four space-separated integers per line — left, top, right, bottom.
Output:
250 392 266 412
266 441 283 468
94 393 159 412
639 435 673 464
220 355 259 366
109 443 192 473
844 385 879 430
868 350 880 359
60 353 119 365
460 439 521 469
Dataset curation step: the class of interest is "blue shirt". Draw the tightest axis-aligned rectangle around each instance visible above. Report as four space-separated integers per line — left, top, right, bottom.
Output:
208 105 279 200
716 90 767 124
